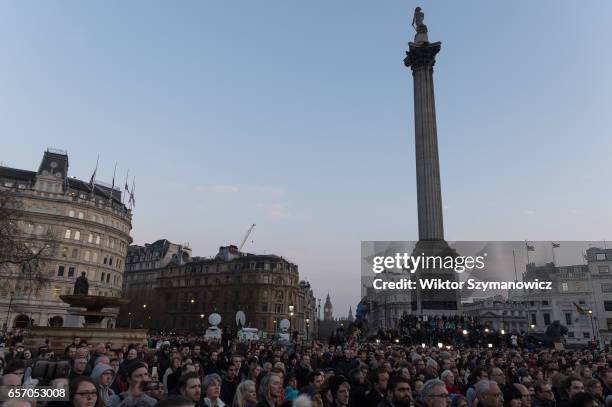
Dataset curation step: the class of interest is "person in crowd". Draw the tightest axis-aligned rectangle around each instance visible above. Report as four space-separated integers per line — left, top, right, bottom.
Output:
358 368 389 407
256 373 282 407
377 376 412 407
203 373 225 407
221 363 240 405
155 396 197 407
178 372 202 407
532 382 556 407
90 363 116 406
475 380 504 407
329 375 351 407
558 377 585 407
585 379 604 405
69 376 104 407
233 380 258 407
109 362 157 407
422 379 452 407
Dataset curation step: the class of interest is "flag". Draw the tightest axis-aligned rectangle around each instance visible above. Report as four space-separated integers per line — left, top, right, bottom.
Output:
89 155 99 194
574 302 587 315
109 162 117 201
526 243 535 252
129 177 136 208
552 242 560 248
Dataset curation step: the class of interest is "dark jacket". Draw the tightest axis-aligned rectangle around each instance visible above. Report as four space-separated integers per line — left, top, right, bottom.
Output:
220 377 239 405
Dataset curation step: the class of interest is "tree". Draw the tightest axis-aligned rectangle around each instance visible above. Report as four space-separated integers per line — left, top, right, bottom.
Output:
0 188 58 297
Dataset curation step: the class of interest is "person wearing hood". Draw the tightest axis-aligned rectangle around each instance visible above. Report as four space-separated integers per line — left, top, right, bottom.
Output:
91 363 116 407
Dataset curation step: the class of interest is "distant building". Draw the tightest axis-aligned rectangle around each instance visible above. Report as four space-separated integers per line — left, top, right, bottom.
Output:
515 250 612 347
118 244 317 337
119 239 191 328
586 247 612 345
0 149 132 329
323 293 333 321
462 295 527 332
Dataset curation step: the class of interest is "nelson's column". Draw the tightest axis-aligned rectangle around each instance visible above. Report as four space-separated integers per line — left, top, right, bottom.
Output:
404 7 460 313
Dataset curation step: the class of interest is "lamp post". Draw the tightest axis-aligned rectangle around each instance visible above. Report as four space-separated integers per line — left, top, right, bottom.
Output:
142 304 147 328
3 291 15 335
306 317 310 341
128 312 133 329
288 304 295 336
588 309 596 343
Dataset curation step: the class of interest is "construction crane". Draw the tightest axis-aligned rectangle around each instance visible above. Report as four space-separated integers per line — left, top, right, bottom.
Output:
238 224 256 252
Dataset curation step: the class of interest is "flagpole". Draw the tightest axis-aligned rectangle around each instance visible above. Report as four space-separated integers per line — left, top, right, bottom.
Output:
122 170 129 204
512 250 518 282
109 162 117 203
89 155 99 198
551 243 557 266
525 240 530 265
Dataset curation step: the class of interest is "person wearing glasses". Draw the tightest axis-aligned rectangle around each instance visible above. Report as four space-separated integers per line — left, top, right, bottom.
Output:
532 382 555 407
69 376 104 407
422 379 452 407
474 380 504 407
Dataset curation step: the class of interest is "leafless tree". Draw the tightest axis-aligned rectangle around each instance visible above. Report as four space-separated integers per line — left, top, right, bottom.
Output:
0 189 58 296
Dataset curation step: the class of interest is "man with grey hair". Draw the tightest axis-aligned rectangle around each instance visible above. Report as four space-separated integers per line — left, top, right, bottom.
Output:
422 379 451 407
475 380 504 407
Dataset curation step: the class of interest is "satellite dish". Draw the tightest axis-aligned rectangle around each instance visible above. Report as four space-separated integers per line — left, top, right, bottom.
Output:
208 313 222 326
236 311 246 327
280 319 290 331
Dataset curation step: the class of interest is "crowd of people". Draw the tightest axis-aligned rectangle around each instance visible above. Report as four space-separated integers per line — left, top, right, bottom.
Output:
1 328 612 407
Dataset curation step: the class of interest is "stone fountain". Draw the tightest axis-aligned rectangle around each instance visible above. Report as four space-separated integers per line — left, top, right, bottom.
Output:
24 273 147 353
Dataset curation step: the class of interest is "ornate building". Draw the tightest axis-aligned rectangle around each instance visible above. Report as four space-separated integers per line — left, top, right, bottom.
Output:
323 293 333 321
0 149 132 329
118 244 317 337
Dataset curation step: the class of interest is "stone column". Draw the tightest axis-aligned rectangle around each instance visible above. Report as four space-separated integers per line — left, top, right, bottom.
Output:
404 41 444 241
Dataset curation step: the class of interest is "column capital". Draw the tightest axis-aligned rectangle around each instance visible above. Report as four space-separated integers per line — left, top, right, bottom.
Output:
404 41 441 71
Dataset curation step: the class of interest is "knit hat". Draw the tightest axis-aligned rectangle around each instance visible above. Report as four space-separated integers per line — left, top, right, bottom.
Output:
126 362 147 379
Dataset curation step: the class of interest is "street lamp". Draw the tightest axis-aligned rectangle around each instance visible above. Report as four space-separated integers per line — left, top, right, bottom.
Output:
3 291 15 335
305 318 310 341
128 312 133 329
588 309 596 343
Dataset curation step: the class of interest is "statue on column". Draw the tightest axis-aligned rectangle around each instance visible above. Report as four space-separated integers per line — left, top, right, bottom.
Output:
411 7 429 43
73 272 89 295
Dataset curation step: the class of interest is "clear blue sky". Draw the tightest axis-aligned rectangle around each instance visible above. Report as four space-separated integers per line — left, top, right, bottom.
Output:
2 1 612 318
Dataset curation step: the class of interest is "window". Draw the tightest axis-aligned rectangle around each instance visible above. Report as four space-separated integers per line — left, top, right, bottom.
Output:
92 252 98 263
68 210 75 217
579 299 586 304
602 284 612 293
261 303 269 312
61 247 68 258
71 248 78 259
109 257 113 266
103 257 107 265
111 239 115 249
78 212 84 219
58 265 65 277
64 229 71 239
91 214 96 222
99 217 104 224
531 314 536 325
583 332 590 339
25 223 34 234
53 287 61 300
561 283 569 292
88 234 93 243
68 267 75 277
35 225 44 235
542 300 549 306
597 253 607 261
599 266 610 274
101 272 105 282
529 301 535 306
106 274 110 283
568 331 575 338
95 235 100 245
275 303 283 314
607 319 612 331
84 250 91 261
74 231 80 241
543 313 551 325
565 313 572 325
605 301 612 311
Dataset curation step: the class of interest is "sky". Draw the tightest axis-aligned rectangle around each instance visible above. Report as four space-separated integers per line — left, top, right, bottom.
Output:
1 1 612 318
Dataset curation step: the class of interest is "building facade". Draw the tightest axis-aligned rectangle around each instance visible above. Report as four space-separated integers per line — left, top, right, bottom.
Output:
517 252 612 347
118 244 317 337
586 247 612 345
119 239 191 328
0 149 132 329
462 295 528 333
